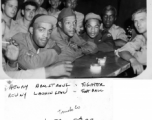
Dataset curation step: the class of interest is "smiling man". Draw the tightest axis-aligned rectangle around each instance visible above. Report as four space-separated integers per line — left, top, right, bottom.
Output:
101 5 128 47
81 13 115 52
116 8 147 75
12 15 60 70
16 0 47 20
2 0 18 41
15 1 38 33
49 7 98 62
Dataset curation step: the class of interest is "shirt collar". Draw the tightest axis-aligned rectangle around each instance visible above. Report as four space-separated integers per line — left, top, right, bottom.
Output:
58 27 70 42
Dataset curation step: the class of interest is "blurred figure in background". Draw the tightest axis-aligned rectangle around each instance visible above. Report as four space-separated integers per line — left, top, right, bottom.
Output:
2 0 18 42
16 0 47 20
63 0 84 35
48 0 61 18
15 1 38 33
101 5 128 47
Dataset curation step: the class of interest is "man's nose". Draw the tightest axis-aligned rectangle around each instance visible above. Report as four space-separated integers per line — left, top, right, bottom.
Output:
43 31 47 38
91 27 95 32
12 7 17 13
70 24 75 29
137 22 141 27
30 11 33 16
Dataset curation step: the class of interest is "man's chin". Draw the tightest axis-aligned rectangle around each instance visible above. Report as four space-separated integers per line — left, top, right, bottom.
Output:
68 33 74 37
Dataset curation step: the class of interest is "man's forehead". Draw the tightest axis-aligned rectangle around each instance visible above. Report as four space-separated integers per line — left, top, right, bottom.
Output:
54 0 61 1
63 16 76 21
87 19 100 26
134 12 146 20
6 0 18 4
104 10 115 16
35 22 53 28
25 5 36 9
66 0 77 2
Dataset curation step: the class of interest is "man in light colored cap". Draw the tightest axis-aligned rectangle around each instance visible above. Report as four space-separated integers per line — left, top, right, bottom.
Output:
81 12 115 52
11 14 61 70
2 14 73 79
49 7 98 62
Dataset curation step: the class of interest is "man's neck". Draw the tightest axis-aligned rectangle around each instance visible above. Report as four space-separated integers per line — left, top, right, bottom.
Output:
3 13 12 28
103 26 110 31
143 32 147 40
49 7 59 13
23 18 30 28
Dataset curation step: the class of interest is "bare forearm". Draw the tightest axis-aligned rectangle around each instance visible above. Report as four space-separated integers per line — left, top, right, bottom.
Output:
118 51 135 62
114 39 127 47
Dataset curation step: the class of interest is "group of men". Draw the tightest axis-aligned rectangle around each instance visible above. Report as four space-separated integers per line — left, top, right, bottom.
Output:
1 0 147 79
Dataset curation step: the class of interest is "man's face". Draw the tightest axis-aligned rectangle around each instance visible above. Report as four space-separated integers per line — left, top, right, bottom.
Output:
133 12 147 34
32 22 53 48
23 5 36 21
103 10 115 29
86 19 100 39
60 16 76 37
3 0 18 18
34 0 44 6
49 0 61 9
65 0 77 10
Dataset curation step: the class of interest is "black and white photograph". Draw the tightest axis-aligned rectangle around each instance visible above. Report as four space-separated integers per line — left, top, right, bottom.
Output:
0 0 148 79
1 0 152 120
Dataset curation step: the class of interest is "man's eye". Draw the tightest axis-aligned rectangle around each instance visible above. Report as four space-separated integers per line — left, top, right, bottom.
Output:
39 29 44 32
73 21 76 25
9 4 13 7
66 22 70 25
87 25 91 28
48 30 52 33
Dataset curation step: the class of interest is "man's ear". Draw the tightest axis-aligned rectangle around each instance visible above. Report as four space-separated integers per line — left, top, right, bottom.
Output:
2 4 4 11
59 1 61 6
29 27 33 34
48 0 51 4
115 16 117 21
21 10 24 16
58 21 62 28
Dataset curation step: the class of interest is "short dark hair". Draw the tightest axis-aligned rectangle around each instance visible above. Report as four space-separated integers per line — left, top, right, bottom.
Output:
2 0 18 5
102 5 117 17
21 1 38 11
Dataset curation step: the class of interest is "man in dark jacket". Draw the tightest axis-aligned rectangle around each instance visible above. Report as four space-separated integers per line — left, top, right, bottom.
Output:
81 13 115 52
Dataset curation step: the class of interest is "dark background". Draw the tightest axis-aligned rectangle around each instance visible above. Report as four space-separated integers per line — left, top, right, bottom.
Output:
18 0 146 28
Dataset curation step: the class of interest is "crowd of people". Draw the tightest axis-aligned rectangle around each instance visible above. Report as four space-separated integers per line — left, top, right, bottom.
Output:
1 0 147 79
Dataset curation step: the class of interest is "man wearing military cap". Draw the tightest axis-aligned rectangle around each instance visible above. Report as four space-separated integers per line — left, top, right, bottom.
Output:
12 14 61 70
81 13 115 52
49 7 98 62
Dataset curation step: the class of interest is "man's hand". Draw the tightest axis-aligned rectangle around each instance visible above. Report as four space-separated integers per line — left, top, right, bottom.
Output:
130 58 144 74
45 61 73 78
81 41 98 54
5 40 19 61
